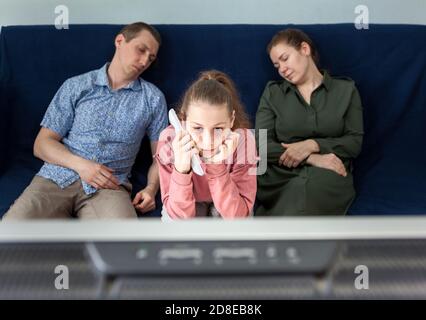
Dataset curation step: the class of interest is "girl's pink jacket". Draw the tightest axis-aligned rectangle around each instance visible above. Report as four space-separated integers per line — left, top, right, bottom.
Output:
155 126 258 219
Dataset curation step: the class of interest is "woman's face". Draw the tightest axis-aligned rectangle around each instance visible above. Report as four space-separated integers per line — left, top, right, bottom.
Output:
184 101 235 158
269 41 311 85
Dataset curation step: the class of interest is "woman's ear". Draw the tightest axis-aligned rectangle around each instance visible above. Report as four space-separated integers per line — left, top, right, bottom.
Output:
300 41 311 57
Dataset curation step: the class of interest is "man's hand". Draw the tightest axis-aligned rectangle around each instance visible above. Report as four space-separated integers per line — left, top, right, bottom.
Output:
74 158 120 190
279 139 319 168
132 186 156 213
306 153 347 177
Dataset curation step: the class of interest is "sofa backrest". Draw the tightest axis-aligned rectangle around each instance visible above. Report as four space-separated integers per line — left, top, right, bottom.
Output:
1 24 426 214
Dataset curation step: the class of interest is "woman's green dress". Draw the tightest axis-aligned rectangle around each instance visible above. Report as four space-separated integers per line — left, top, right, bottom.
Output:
255 71 364 216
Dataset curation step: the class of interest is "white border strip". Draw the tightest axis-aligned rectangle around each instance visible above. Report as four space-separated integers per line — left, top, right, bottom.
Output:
1 217 426 242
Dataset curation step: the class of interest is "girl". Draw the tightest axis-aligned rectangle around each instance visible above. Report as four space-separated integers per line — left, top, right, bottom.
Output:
155 70 258 220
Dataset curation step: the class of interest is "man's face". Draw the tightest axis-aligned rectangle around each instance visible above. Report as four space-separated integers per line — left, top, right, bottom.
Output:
115 29 159 78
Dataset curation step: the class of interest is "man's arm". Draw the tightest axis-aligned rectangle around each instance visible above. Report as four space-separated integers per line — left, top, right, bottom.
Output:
145 141 160 194
132 141 160 213
34 127 82 172
34 127 120 190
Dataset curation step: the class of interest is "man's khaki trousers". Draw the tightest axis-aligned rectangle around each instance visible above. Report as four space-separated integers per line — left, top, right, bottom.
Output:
2 176 138 220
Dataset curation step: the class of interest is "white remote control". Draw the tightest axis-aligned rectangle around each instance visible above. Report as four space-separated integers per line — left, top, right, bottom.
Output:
168 109 205 176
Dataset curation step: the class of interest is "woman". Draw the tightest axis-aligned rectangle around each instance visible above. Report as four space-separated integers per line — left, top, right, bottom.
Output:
255 29 364 216
156 70 258 220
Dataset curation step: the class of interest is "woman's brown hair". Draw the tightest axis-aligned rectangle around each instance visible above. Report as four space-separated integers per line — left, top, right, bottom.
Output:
178 70 251 130
267 28 319 66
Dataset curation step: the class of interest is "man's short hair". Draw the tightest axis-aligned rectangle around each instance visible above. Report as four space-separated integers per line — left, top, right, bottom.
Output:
118 22 162 46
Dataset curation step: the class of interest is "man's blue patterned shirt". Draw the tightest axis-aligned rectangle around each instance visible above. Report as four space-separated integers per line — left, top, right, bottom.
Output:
37 63 168 195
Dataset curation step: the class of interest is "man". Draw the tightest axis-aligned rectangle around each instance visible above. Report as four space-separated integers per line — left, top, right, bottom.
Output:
3 22 167 219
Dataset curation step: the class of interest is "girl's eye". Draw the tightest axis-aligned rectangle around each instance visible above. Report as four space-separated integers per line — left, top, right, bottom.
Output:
192 127 202 131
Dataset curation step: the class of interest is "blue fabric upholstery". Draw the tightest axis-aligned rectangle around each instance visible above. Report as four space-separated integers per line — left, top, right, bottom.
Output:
1 24 425 217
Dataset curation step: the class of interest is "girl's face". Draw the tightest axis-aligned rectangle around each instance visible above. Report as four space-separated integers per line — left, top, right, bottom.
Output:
269 41 311 85
184 101 235 158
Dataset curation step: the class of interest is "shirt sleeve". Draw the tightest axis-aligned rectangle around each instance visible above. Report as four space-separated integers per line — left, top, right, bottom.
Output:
204 129 258 218
255 84 286 165
146 90 168 142
312 86 364 159
40 79 76 138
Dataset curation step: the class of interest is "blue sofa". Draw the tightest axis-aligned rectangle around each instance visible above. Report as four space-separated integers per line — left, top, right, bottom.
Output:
1 24 426 217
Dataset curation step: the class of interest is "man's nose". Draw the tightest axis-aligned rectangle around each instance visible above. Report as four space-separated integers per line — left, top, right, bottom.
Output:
139 53 149 67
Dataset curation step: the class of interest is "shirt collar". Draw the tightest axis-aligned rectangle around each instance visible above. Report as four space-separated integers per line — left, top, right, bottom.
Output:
280 69 331 93
94 63 142 91
321 70 331 91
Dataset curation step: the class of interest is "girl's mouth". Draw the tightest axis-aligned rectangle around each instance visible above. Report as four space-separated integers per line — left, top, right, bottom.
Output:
200 147 221 159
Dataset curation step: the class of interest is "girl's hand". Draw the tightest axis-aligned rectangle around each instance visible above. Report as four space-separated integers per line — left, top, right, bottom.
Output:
203 130 240 164
306 153 347 177
172 130 199 174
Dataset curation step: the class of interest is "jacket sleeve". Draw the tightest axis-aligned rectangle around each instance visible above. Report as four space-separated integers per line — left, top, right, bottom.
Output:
205 129 258 218
155 128 196 219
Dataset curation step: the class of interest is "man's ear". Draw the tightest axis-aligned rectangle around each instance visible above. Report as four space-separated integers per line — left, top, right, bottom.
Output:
115 34 125 48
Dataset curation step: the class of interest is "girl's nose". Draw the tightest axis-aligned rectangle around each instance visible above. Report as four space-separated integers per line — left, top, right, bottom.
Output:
201 131 216 149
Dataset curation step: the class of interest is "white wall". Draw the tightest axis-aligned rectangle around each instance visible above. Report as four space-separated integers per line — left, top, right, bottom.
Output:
0 0 425 26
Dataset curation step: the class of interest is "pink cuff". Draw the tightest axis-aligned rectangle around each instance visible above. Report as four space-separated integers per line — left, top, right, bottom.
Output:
171 168 193 185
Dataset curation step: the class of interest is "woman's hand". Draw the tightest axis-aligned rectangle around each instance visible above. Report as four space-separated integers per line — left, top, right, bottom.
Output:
279 139 319 168
203 130 240 164
172 130 199 174
306 153 347 177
